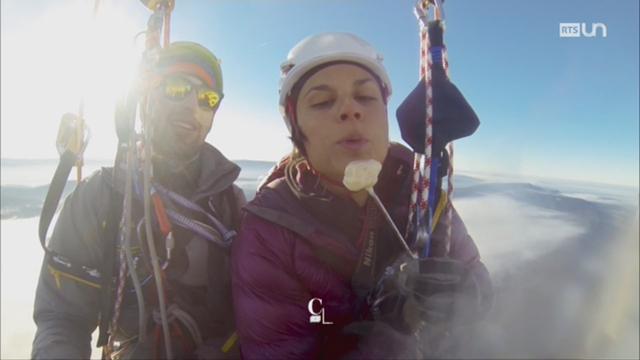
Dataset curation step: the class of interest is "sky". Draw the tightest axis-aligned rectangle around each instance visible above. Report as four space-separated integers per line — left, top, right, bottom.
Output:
1 0 638 187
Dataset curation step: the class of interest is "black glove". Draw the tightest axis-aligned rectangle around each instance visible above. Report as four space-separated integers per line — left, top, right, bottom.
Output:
407 257 492 326
372 257 490 333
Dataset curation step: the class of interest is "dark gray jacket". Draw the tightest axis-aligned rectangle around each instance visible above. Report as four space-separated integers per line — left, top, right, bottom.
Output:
32 143 246 359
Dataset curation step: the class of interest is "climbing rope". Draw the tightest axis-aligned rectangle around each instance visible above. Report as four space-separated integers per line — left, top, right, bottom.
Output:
444 32 454 253
140 1 175 357
107 1 176 358
408 0 451 257
407 0 435 257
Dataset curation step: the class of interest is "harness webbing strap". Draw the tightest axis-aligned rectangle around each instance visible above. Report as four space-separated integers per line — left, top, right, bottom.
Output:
39 150 76 252
39 150 107 289
97 169 123 347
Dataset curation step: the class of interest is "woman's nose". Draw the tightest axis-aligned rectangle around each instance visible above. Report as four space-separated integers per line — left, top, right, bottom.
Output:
339 98 362 122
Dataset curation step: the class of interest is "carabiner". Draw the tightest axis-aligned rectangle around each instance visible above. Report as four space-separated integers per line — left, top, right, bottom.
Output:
414 0 430 26
141 0 174 12
414 0 445 25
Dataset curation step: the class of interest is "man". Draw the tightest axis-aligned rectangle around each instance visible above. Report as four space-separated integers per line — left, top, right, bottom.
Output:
32 41 244 359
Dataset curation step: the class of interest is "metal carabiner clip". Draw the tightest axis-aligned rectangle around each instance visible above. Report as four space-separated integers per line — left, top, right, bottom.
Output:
414 0 445 26
55 113 91 158
414 0 430 26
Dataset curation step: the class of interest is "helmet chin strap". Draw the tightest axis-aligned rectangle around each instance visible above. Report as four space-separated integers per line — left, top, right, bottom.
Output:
307 160 371 207
307 161 348 190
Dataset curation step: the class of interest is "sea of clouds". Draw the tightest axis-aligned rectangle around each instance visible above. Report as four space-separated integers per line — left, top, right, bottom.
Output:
1 161 638 358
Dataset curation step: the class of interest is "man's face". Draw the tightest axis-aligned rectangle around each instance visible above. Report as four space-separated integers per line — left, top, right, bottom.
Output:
148 74 220 161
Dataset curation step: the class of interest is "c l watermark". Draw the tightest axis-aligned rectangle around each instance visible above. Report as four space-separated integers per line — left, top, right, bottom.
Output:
308 298 333 324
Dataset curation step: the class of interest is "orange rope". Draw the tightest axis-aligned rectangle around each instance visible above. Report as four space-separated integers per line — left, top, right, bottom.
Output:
151 192 172 236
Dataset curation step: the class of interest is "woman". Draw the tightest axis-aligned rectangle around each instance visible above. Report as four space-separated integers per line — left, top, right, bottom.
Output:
232 33 492 359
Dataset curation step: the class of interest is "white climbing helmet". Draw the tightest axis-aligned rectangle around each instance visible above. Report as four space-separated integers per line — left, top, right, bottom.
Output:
278 32 392 132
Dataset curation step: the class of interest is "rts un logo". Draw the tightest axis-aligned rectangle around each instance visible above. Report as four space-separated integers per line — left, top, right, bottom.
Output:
559 23 607 38
308 298 333 325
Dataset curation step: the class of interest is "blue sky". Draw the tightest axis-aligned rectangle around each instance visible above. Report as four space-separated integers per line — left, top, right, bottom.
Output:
1 0 638 187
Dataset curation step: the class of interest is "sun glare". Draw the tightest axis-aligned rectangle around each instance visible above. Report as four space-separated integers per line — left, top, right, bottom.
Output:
1 0 143 159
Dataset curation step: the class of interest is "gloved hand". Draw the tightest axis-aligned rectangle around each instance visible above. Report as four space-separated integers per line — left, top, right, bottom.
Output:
372 257 490 334
403 257 491 330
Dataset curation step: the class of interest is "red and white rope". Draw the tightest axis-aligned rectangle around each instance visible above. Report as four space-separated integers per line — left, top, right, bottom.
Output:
420 22 434 232
442 47 454 254
406 25 426 238
408 1 457 256
407 3 435 252
445 142 454 253
407 20 428 239
407 153 421 238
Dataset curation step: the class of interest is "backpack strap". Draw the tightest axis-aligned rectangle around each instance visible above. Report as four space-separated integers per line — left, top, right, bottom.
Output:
37 153 122 347
38 151 77 253
221 185 241 230
39 152 110 289
350 200 385 319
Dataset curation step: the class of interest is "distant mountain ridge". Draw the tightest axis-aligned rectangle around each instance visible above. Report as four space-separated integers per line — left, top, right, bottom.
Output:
1 158 276 167
1 159 276 219
2 158 637 220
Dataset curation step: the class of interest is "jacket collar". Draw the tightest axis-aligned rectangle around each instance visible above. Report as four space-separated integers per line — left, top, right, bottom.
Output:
106 142 240 202
244 143 415 269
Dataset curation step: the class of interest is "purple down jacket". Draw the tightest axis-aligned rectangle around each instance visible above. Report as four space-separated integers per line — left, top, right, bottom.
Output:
231 143 491 359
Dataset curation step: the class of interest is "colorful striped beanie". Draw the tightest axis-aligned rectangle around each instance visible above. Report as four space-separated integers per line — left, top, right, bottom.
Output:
156 41 224 95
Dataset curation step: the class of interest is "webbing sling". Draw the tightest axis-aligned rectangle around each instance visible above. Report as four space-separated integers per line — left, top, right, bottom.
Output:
37 150 121 346
38 151 104 287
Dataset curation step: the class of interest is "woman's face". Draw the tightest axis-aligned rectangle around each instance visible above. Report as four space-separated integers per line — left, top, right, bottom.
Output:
296 63 389 183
